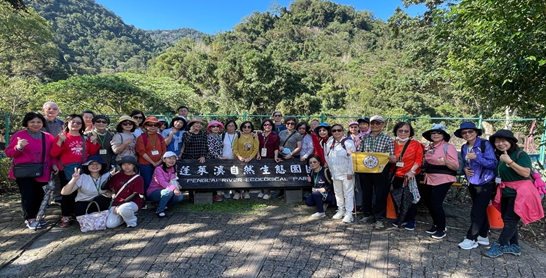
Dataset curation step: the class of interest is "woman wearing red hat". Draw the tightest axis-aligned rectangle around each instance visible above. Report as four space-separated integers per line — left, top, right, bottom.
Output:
136 116 166 197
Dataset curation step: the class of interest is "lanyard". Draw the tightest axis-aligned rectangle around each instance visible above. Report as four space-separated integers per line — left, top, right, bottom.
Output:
92 176 103 194
226 133 235 146
95 129 107 148
367 134 380 151
313 167 322 186
147 133 157 150
263 133 271 147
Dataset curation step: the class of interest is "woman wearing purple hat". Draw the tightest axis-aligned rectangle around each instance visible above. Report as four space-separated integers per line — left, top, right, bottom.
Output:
421 124 459 239
455 122 498 250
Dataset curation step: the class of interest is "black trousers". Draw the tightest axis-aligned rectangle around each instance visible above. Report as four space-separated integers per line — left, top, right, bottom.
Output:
423 182 452 230
466 181 493 240
498 196 520 246
59 170 77 216
359 166 390 221
16 178 46 220
74 195 111 216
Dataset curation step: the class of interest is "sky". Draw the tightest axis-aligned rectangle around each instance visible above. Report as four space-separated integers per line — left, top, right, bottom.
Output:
94 0 425 34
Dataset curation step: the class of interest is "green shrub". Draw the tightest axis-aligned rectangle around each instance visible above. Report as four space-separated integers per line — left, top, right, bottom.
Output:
0 156 16 191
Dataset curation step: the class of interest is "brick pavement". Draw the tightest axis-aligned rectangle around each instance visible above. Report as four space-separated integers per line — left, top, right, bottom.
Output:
0 194 545 278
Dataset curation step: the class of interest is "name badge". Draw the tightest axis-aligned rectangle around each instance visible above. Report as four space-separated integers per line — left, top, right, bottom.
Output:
99 149 107 155
495 176 501 184
261 148 268 157
151 150 159 155
396 162 404 167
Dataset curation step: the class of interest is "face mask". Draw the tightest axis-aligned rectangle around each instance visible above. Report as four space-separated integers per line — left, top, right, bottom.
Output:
396 136 410 142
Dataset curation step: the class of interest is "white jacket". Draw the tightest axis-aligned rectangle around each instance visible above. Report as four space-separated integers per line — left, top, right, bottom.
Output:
324 136 355 180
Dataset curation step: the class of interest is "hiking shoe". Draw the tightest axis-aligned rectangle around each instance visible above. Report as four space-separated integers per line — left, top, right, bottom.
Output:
342 213 354 223
392 221 408 228
332 210 345 219
262 194 270 200
431 230 446 239
223 193 231 199
156 211 166 218
257 192 264 198
374 221 385 230
233 192 241 200
38 219 47 226
311 212 326 218
243 192 251 199
323 203 329 212
477 236 490 246
213 195 223 202
502 244 521 256
404 221 415 231
276 191 284 199
426 226 447 234
59 216 71 228
458 238 478 250
25 220 42 230
483 242 503 258
359 215 375 224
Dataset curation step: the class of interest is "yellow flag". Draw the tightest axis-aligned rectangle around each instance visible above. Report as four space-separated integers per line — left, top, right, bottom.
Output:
352 152 390 173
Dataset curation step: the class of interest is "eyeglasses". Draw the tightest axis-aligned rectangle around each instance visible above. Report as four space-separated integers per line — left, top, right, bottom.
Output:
370 122 382 126
397 130 410 134
461 130 475 136
210 125 220 128
309 160 319 164
430 131 443 135
70 121 82 125
132 116 143 119
121 121 134 126
242 125 251 129
146 123 159 127
273 115 282 117
263 123 271 127
95 120 108 124
286 122 295 126
331 129 343 133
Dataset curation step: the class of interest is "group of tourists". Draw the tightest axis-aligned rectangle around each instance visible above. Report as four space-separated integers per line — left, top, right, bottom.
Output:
5 102 545 259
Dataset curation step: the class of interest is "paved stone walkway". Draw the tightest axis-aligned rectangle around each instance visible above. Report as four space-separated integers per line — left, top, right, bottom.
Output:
0 193 545 278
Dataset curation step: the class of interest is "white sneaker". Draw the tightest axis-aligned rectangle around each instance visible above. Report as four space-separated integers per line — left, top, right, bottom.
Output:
477 236 490 246
342 214 354 223
458 238 478 250
332 210 345 219
233 192 241 200
262 194 271 200
311 212 326 218
243 192 250 199
257 192 264 198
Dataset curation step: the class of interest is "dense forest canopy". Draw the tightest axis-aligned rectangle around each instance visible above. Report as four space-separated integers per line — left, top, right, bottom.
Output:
1 0 544 123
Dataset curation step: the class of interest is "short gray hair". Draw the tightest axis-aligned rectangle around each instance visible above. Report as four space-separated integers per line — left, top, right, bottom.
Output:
42 101 59 109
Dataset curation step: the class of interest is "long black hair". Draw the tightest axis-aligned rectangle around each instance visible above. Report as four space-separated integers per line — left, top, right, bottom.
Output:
62 114 85 135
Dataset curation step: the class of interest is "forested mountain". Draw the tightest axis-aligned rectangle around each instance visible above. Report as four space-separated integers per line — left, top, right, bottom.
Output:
145 28 206 44
26 0 202 75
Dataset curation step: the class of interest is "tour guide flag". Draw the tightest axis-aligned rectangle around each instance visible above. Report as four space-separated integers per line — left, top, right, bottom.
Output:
351 152 390 173
176 159 311 190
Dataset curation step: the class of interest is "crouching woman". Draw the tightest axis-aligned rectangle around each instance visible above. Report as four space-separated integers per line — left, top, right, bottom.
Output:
305 154 335 218
147 151 184 218
106 156 144 228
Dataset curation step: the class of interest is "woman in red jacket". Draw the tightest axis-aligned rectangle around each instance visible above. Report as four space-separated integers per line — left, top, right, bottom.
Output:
50 114 101 227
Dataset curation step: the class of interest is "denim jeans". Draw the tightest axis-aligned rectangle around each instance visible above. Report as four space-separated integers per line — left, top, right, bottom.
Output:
498 196 520 246
139 164 155 198
466 181 493 240
148 188 184 213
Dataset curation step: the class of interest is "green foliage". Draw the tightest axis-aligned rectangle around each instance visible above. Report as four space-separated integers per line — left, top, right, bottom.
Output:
145 28 206 44
0 157 16 190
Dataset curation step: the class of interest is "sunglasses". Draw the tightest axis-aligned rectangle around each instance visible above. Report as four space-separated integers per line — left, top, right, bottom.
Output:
460 130 475 135
95 120 108 124
370 122 383 126
309 160 319 164
242 125 252 129
132 116 143 119
121 121 134 126
210 125 220 128
146 123 159 127
285 122 295 126
397 130 410 134
263 123 272 127
331 129 343 133
430 131 443 135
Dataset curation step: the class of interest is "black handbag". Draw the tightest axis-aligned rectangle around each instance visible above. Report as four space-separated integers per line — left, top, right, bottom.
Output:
12 132 46 178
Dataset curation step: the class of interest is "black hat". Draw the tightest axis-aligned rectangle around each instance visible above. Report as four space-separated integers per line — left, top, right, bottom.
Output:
116 156 139 167
454 122 482 138
357 117 370 124
82 155 108 175
422 123 451 142
92 115 110 124
489 130 518 145
170 116 188 129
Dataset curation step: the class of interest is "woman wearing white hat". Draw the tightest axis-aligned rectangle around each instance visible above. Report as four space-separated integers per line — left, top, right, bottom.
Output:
147 151 183 218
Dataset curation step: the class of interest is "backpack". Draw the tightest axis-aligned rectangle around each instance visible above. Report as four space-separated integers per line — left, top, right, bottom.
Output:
328 137 352 156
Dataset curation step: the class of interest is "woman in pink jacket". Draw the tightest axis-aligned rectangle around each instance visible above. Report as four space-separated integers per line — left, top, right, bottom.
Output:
6 112 58 229
147 151 183 218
